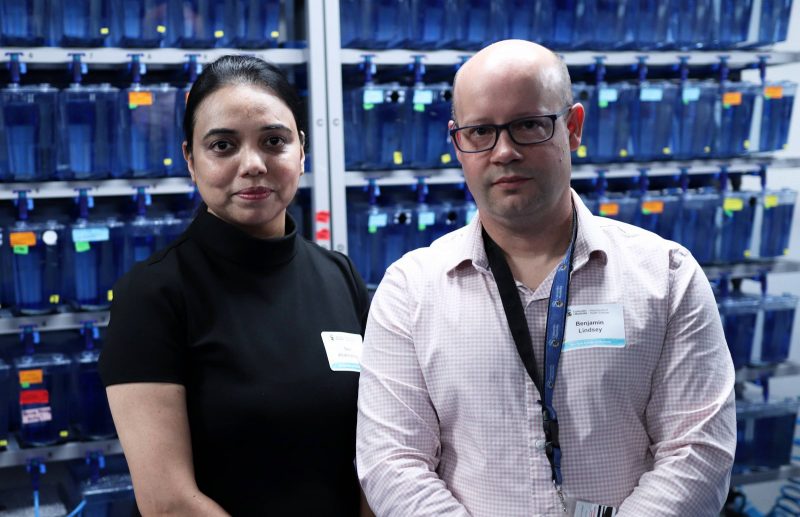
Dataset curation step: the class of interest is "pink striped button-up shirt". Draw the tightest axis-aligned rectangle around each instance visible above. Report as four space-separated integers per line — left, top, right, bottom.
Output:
357 191 736 517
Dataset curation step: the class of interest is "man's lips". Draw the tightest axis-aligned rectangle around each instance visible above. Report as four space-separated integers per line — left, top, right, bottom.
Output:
235 186 273 199
493 176 531 186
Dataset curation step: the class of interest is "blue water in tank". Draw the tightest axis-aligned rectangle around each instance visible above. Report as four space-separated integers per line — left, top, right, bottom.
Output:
347 201 391 285
549 0 583 49
110 0 170 47
586 83 634 162
0 0 51 45
14 348 72 447
80 474 136 517
54 0 113 47
446 0 499 50
407 0 447 48
626 0 671 49
717 191 756 263
580 0 632 49
73 327 116 439
58 83 121 180
230 0 280 48
411 201 462 249
674 81 717 159
340 0 411 48
169 0 231 48
714 0 753 48
119 83 180 178
1 84 59 182
632 81 679 160
344 83 409 170
758 189 795 258
407 83 454 169
675 189 720 264
8 220 66 315
760 294 797 364
735 401 799 469
755 0 794 46
670 0 714 49
634 191 681 241
596 193 639 225
718 293 760 368
756 81 796 152
714 82 757 157
68 218 126 310
0 359 9 450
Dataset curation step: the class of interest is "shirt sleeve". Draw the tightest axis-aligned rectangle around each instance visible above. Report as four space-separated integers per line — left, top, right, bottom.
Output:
99 262 187 387
356 259 471 517
617 247 736 516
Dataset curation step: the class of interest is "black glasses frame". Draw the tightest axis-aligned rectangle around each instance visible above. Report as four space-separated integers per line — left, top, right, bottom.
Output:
449 106 572 153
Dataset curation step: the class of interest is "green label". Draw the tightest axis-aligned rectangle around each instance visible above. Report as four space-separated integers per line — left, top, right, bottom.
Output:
75 241 91 253
13 245 29 255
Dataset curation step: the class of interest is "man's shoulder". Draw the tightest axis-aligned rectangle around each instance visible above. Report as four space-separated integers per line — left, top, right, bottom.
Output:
589 215 694 270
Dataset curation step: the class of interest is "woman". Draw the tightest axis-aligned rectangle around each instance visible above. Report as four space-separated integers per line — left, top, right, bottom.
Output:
99 56 371 516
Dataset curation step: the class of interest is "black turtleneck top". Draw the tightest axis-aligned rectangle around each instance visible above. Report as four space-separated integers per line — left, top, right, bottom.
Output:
99 210 369 516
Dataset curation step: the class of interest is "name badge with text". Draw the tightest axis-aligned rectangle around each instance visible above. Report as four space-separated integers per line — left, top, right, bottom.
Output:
320 332 363 372
562 303 626 352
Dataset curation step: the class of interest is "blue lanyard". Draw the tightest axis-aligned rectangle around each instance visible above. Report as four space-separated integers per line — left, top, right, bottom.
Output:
483 207 577 501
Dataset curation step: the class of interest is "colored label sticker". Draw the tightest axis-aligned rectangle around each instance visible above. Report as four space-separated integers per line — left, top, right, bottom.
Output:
72 227 110 243
100 27 110 35
20 389 49 406
723 197 744 212
577 145 587 158
0 440 7 447
156 25 167 33
662 147 672 155
367 213 388 233
413 103 426 112
21 407 52 425
107 290 114 302
315 228 331 241
723 91 742 107
599 88 618 104
270 30 279 38
363 89 384 104
19 369 43 385
418 211 436 231
641 200 664 214
440 153 452 164
129 91 153 107
599 202 620 216
10 232 36 247
640 87 663 102
13 245 29 255
214 30 224 38
765 85 784 99
49 294 59 304
618 149 628 158
59 430 69 438
764 195 779 209
163 158 173 166
315 211 331 223
413 89 433 104
682 87 701 103
75 241 91 253
393 151 403 165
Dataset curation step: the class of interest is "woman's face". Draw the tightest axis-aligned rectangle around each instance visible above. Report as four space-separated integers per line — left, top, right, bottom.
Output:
184 83 305 239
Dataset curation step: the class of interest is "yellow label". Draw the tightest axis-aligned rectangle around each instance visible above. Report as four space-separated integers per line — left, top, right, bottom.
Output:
704 146 711 153
156 25 167 33
107 290 114 302
642 200 665 214
100 27 110 35
784 248 790 255
600 202 619 216
723 92 742 106
440 153 452 164
577 145 587 158
619 149 628 158
744 250 751 257
270 30 280 38
163 158 173 166
19 370 43 385
764 195 779 208
723 197 744 211
49 294 60 304
129 91 153 106
765 85 784 99
214 30 224 38
662 147 671 155
0 439 7 447
393 151 403 165
10 232 36 247
59 430 70 438
743 139 750 150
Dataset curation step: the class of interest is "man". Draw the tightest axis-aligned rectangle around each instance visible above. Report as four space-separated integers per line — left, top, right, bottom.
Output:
356 40 736 516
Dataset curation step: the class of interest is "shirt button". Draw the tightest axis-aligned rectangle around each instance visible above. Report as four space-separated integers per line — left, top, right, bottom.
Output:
535 439 546 450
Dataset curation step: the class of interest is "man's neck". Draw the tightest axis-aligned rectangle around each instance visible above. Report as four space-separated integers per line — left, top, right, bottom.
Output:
482 201 574 290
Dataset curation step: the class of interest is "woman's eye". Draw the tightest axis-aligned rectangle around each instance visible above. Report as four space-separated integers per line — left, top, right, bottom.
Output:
211 141 232 152
265 136 286 147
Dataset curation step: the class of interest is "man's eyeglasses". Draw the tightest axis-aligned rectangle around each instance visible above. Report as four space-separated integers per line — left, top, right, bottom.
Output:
449 106 572 153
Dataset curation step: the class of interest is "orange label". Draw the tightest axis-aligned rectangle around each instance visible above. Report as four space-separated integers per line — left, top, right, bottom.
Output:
129 91 153 106
642 200 665 214
600 203 619 216
20 389 49 405
19 369 43 385
723 92 742 106
765 86 784 99
10 232 36 247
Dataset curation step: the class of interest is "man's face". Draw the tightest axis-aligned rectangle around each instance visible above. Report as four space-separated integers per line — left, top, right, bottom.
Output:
450 67 582 227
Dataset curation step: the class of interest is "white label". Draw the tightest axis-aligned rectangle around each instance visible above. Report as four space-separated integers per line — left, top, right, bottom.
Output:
320 332 363 372
598 88 618 103
362 89 384 104
563 303 626 352
413 89 434 104
72 227 110 242
418 211 436 226
42 230 58 246
21 406 52 424
368 213 388 228
640 87 664 102
682 87 701 103
575 500 618 517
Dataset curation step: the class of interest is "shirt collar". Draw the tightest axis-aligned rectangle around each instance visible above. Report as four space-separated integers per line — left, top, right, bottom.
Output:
445 189 609 275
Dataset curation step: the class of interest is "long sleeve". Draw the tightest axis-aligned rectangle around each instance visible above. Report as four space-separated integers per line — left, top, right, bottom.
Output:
356 261 471 517
617 248 736 516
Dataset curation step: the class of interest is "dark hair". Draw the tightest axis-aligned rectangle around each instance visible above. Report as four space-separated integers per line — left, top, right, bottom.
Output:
183 55 305 153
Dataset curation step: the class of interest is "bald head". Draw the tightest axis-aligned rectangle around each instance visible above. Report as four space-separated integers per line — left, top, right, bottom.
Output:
451 40 573 124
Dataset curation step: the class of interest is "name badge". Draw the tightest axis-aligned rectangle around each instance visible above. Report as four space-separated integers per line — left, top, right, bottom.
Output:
320 332 363 372
563 303 626 352
575 500 617 516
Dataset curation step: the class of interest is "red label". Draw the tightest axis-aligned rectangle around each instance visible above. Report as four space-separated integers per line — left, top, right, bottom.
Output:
315 229 331 241
20 389 49 405
315 211 331 223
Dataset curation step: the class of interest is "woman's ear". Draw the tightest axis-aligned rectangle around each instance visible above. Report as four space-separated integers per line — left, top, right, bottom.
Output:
183 142 196 183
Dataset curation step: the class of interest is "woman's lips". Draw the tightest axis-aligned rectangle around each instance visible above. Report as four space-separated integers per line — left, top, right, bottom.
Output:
236 186 273 200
